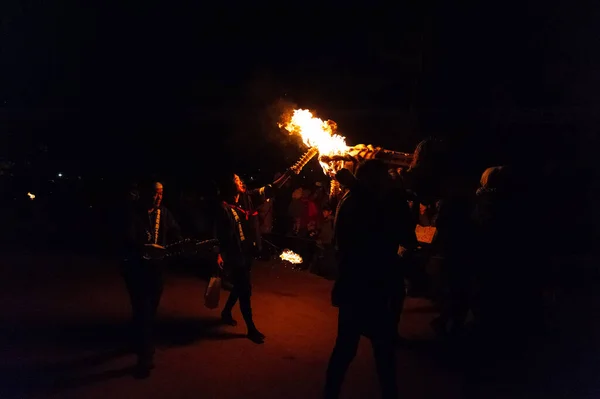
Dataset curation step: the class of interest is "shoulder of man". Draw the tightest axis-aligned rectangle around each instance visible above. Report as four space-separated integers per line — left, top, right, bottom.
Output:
217 201 234 218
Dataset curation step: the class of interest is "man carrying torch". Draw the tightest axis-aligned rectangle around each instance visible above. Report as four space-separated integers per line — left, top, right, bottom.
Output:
324 160 416 399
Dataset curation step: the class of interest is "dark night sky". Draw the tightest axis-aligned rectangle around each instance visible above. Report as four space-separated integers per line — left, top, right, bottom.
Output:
1 1 599 180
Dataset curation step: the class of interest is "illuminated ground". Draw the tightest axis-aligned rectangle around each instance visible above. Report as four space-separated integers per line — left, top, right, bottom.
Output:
1 253 592 398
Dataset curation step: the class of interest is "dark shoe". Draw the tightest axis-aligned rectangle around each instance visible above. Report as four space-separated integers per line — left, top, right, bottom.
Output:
221 312 238 326
247 329 265 344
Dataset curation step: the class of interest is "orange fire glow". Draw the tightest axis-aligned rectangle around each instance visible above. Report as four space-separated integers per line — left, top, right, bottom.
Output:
279 249 303 264
280 109 349 176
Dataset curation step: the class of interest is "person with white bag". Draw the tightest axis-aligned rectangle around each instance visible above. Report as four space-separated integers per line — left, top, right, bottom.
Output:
213 173 273 343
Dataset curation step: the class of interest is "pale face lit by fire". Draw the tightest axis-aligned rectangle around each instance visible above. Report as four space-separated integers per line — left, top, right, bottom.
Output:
152 183 163 208
233 174 246 193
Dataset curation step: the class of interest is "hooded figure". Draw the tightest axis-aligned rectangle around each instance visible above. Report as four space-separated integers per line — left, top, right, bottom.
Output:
472 165 542 351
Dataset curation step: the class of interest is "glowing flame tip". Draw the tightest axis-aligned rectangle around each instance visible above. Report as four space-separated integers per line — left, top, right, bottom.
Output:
280 109 349 176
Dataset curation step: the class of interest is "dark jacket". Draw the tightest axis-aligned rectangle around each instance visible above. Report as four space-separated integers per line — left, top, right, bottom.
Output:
237 185 275 247
214 201 250 265
125 204 182 258
333 186 414 306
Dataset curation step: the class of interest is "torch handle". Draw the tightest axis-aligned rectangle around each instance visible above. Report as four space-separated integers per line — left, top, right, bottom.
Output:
290 147 319 175
272 147 318 190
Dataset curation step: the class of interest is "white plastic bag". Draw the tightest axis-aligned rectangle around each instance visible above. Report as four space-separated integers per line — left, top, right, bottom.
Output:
204 276 222 309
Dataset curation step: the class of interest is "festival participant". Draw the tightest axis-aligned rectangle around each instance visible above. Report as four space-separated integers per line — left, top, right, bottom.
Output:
122 181 182 378
214 172 290 343
324 160 414 399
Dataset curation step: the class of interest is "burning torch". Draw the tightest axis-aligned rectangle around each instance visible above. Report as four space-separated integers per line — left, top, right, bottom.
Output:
279 109 415 200
319 144 414 171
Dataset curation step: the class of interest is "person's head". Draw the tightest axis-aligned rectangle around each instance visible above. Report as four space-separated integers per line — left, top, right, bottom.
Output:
355 159 391 193
292 187 303 200
478 166 512 195
322 206 333 219
140 181 164 209
410 137 446 170
217 173 240 201
233 174 246 193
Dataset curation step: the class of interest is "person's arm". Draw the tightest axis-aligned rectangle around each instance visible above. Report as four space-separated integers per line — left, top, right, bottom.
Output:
124 210 142 255
247 186 271 207
247 170 294 205
213 205 232 267
333 195 354 254
125 207 160 259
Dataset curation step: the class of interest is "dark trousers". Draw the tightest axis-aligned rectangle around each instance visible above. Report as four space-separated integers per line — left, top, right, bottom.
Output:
391 278 406 331
222 257 257 332
310 244 337 279
436 257 471 334
324 303 398 399
122 259 163 363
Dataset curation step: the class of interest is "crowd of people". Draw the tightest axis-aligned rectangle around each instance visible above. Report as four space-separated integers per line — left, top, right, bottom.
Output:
121 138 565 397
253 176 337 277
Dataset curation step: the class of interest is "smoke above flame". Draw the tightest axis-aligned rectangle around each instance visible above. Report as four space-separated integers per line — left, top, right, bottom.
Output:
280 109 349 176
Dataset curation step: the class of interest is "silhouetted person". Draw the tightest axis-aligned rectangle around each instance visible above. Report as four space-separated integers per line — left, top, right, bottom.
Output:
214 172 290 343
431 172 476 338
324 160 412 399
335 166 417 340
467 166 545 395
122 181 181 378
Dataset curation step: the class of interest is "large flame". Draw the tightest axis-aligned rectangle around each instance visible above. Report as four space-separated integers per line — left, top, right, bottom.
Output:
279 249 303 264
280 109 349 176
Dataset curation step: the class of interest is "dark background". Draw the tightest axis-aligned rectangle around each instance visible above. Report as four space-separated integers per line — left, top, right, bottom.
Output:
1 1 599 225
3 2 599 170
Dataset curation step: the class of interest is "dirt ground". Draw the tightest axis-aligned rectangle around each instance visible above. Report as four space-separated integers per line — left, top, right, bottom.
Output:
0 253 596 398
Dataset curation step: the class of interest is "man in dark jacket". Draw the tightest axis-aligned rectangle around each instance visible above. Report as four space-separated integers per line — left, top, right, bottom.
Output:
324 160 415 399
122 181 182 378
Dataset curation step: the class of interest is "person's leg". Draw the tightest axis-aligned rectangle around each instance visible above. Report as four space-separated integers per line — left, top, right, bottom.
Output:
221 288 239 326
148 260 164 319
371 320 399 399
236 263 264 342
391 277 406 341
448 265 471 336
324 307 361 398
122 263 143 355
308 246 323 275
238 286 264 342
133 261 162 377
